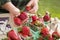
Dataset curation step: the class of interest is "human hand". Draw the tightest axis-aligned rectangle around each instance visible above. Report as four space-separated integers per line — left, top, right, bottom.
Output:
2 2 20 17
26 0 38 14
9 7 20 17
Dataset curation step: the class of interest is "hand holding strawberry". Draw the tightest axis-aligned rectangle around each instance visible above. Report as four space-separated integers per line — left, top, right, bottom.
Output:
26 0 38 13
26 6 31 11
14 12 28 26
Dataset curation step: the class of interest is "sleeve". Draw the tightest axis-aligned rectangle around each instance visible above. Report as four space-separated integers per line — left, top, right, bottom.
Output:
0 0 11 6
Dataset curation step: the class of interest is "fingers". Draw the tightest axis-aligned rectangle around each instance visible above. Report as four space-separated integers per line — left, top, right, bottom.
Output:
29 5 38 14
14 8 20 17
26 0 38 14
29 8 35 13
10 8 20 17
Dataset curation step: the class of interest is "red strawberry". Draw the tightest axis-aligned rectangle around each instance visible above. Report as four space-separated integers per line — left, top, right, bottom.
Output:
7 30 20 40
18 12 28 20
14 17 22 26
32 15 38 21
26 6 31 11
41 27 49 37
52 31 60 39
43 13 50 21
22 26 30 36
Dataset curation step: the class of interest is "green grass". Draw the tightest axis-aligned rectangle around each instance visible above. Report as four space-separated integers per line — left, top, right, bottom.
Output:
38 0 60 19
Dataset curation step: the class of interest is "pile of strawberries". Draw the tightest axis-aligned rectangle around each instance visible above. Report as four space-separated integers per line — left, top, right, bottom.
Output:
14 12 28 26
7 26 32 40
31 15 44 27
7 27 60 40
11 10 60 40
14 6 32 26
38 27 60 40
2 6 60 40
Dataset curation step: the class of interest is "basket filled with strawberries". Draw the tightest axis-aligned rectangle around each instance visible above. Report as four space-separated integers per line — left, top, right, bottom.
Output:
1 6 60 40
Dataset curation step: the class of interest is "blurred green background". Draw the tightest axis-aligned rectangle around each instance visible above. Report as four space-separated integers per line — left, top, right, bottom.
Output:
38 0 60 19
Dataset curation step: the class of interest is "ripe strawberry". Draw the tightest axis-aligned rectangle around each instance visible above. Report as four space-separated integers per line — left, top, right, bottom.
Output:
26 6 31 11
18 12 28 20
22 26 30 36
32 15 38 21
7 30 19 40
41 27 49 37
14 17 22 26
43 13 50 21
52 31 60 39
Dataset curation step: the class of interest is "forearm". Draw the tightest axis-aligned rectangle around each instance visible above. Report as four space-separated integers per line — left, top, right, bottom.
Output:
2 2 17 12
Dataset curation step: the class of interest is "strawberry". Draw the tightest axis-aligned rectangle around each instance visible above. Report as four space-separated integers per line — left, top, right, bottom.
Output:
43 13 50 21
41 27 49 37
52 31 60 39
7 30 20 40
22 26 30 36
26 6 31 11
18 12 28 20
32 15 38 21
14 17 22 26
